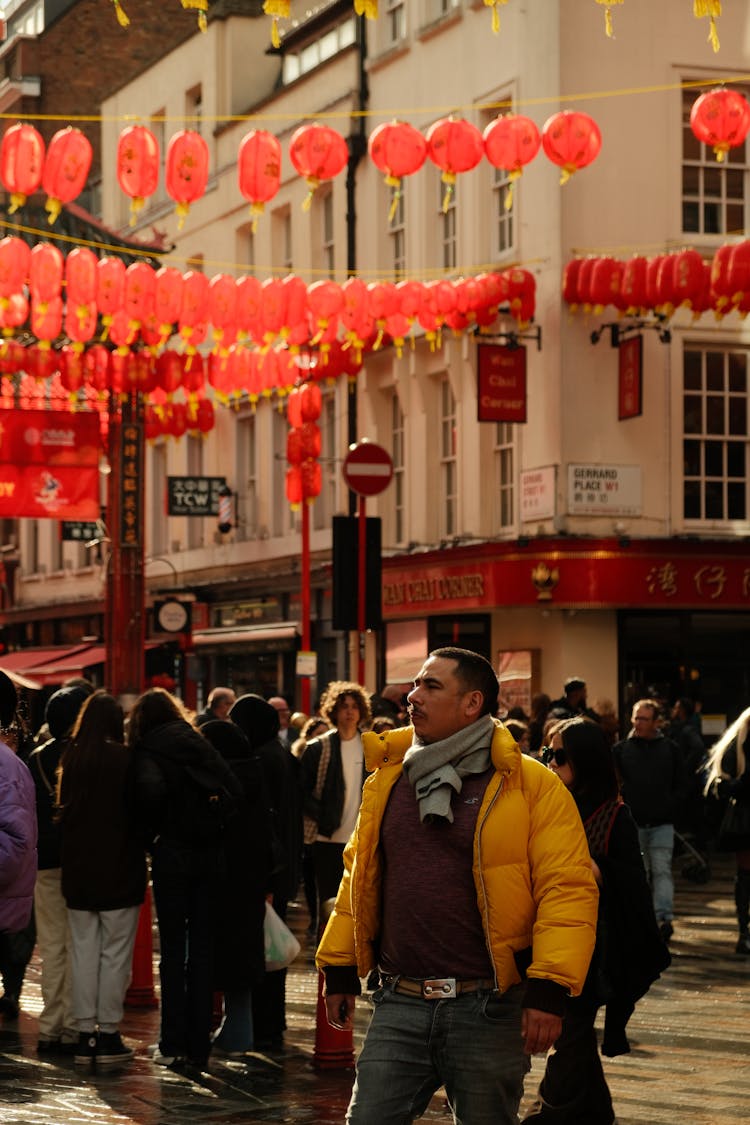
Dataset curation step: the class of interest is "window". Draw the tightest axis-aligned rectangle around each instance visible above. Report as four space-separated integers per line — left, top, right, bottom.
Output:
281 16 356 84
494 422 515 530
438 173 457 272
273 207 293 271
482 102 515 258
390 187 406 279
313 392 336 531
321 191 335 279
683 345 748 521
151 110 167 203
392 392 406 545
272 408 298 537
385 0 406 44
236 222 255 273
682 83 748 236
237 412 258 541
186 84 203 135
439 377 457 537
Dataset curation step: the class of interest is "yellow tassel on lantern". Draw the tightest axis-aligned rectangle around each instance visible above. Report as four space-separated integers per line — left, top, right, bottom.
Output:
354 0 378 18
483 0 508 35
45 196 62 225
595 0 623 39
693 0 721 53
181 0 208 32
441 172 456 214
264 0 290 48
302 177 319 211
111 0 130 26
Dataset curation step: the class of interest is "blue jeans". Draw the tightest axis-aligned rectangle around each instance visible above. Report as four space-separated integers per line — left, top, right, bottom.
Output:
347 984 530 1125
638 824 674 922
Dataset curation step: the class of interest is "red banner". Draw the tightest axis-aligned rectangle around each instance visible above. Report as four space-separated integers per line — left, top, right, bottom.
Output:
477 344 527 423
0 411 100 519
618 335 642 420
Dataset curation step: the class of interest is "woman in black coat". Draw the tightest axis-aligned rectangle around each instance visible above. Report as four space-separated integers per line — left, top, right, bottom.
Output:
130 688 241 1071
201 720 271 1055
229 694 301 1050
523 718 670 1125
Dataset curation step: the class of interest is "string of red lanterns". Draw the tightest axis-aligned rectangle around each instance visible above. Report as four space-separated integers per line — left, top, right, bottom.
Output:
561 242 750 321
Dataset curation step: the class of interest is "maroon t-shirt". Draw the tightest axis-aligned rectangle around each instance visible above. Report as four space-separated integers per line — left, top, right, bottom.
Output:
379 768 495 980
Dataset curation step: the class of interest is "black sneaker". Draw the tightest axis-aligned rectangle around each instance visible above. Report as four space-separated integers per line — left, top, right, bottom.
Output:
96 1031 135 1067
735 931 750 956
658 920 674 943
74 1031 98 1067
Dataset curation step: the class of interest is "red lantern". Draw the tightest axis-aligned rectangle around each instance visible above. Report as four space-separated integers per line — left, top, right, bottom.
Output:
165 130 209 228
300 458 322 500
236 275 264 344
368 120 427 215
155 349 184 395
31 295 62 343
260 278 288 346
710 243 735 315
30 243 64 304
65 247 98 306
672 249 706 310
208 274 238 347
194 397 215 434
42 127 93 224
618 256 648 314
307 280 343 338
0 237 30 299
396 279 425 321
84 344 111 393
59 345 85 394
289 123 348 208
0 123 45 213
589 257 622 314
541 112 601 183
124 261 156 332
64 301 97 347
237 129 282 225
562 259 584 309
97 257 126 327
179 270 210 334
690 89 750 163
645 254 668 312
425 117 484 211
286 466 303 507
341 277 373 352
154 267 184 343
0 292 28 333
726 241 750 308
117 124 160 224
482 114 541 199
287 382 322 427
281 274 309 339
25 342 59 381
504 268 536 325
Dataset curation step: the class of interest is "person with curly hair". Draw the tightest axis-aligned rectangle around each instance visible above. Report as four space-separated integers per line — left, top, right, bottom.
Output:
299 681 371 914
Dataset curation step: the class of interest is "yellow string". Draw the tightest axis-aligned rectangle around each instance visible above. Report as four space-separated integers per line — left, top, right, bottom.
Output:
483 0 508 35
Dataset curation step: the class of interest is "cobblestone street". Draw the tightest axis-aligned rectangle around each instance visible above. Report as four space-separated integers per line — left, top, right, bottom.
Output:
1 853 748 1124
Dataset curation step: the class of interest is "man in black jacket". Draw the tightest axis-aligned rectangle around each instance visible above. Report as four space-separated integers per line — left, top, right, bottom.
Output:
613 699 689 943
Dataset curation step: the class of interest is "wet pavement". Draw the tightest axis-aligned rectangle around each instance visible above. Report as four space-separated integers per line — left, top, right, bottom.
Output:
1 851 748 1124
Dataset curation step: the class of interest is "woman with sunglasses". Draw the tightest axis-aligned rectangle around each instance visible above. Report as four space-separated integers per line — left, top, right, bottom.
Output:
524 717 669 1124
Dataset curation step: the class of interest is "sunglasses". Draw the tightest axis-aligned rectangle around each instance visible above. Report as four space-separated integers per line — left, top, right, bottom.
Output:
541 745 568 767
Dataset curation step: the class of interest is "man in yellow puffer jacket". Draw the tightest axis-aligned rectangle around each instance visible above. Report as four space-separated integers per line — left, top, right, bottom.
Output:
316 647 598 1125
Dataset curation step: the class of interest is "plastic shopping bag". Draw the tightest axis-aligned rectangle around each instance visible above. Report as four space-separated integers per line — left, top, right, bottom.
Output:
264 901 301 971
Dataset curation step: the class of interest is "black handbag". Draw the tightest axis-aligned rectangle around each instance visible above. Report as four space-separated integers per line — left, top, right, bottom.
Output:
717 796 750 852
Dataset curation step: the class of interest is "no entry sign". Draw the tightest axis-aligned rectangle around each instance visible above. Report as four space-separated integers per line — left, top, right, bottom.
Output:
343 441 394 497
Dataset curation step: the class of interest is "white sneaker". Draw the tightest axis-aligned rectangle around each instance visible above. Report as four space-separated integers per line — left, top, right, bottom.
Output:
151 1046 185 1067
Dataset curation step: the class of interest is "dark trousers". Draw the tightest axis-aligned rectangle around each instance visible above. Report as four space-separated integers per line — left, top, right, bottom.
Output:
0 913 36 1001
523 996 615 1125
151 862 218 1064
313 841 345 913
252 895 288 1045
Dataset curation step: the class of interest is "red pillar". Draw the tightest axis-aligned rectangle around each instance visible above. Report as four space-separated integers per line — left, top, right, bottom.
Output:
125 885 158 1008
300 497 311 714
312 966 355 1070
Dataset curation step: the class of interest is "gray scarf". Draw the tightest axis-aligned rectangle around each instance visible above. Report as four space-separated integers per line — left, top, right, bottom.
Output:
402 713 495 824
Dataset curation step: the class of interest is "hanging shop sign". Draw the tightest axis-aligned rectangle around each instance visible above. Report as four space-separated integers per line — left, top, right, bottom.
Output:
618 335 642 420
120 418 143 548
61 520 99 541
0 409 99 520
167 475 227 516
477 344 527 423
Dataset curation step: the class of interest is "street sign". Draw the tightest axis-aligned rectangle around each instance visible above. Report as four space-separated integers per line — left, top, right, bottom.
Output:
343 441 393 497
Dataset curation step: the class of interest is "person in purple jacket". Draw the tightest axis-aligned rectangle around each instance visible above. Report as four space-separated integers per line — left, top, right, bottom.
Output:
0 669 38 1016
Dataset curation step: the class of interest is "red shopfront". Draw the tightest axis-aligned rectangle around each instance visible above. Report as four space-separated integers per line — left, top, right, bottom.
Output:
381 537 750 730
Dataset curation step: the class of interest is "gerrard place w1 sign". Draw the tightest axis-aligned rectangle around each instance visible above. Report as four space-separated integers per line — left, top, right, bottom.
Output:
0 410 100 520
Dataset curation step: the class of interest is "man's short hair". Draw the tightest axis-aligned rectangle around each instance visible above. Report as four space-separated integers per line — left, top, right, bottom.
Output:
633 698 660 719
430 647 499 717
207 686 235 711
564 677 586 694
676 696 695 718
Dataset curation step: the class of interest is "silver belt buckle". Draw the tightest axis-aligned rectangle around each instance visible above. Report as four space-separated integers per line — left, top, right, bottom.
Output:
422 977 457 999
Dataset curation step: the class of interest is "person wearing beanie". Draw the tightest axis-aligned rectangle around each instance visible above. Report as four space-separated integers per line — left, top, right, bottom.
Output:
229 694 300 1050
201 720 272 1056
27 683 93 1053
0 670 38 1020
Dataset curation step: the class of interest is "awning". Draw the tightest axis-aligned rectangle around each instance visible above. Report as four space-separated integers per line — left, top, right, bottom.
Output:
0 647 83 672
22 639 165 686
192 624 299 650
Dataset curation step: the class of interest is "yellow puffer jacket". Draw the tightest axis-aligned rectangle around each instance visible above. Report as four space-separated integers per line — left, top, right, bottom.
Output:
316 721 598 998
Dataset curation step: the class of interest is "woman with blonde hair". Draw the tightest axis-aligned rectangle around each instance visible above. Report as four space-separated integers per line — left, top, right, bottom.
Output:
57 690 145 1069
704 708 750 955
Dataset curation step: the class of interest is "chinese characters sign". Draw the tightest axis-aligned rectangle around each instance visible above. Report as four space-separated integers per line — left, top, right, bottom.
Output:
567 464 642 516
618 335 642 420
167 476 226 517
120 420 143 548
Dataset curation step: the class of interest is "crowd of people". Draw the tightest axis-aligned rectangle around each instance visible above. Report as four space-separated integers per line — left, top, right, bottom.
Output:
0 656 748 1124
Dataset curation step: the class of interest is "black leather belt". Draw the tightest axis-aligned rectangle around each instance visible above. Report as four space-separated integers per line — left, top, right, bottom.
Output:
380 974 495 1000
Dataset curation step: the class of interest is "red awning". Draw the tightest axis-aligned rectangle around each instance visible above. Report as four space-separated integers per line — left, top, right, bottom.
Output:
25 644 106 686
0 646 89 672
